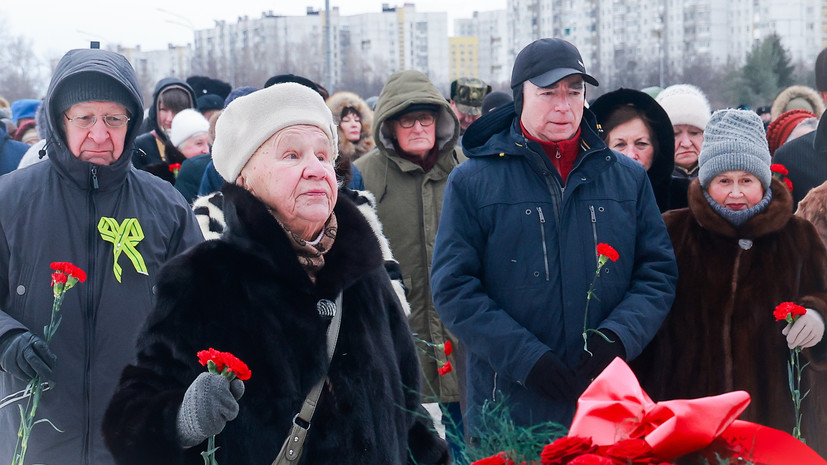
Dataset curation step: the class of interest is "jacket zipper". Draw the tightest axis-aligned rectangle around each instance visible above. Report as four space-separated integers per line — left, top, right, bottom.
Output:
536 207 550 281
82 166 99 465
589 205 598 268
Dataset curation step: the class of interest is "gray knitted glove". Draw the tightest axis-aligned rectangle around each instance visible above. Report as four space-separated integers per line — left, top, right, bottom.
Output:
176 372 245 447
0 330 57 382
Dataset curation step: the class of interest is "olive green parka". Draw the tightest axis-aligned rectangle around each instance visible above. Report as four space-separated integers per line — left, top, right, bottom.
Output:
354 70 464 403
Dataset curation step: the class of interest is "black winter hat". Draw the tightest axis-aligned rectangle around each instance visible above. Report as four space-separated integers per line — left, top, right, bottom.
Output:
196 94 224 113
511 38 598 89
53 72 135 116
186 75 232 100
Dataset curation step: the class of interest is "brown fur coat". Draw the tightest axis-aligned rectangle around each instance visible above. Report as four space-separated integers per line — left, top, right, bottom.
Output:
632 178 827 455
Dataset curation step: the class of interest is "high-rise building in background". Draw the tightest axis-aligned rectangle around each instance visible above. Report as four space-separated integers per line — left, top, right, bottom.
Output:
119 0 826 97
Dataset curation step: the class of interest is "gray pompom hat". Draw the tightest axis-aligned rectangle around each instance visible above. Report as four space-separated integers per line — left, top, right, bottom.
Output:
698 109 772 190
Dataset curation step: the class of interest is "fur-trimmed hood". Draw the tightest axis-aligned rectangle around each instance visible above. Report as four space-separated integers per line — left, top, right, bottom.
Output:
327 91 375 160
771 85 826 120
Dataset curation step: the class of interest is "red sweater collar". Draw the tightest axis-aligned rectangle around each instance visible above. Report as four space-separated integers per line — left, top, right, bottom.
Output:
520 122 582 184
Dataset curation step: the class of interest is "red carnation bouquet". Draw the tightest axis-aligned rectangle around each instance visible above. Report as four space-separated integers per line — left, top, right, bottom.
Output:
771 164 793 192
196 348 251 465
169 163 182 179
471 358 827 465
6 262 86 465
774 302 809 441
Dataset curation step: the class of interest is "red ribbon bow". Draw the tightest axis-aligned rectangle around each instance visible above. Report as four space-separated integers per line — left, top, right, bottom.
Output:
568 358 826 464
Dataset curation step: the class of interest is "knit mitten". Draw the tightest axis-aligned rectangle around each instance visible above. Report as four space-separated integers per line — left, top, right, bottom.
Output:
176 372 244 447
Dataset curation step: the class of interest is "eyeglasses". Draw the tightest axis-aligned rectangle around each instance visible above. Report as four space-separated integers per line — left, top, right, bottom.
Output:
396 112 436 129
64 113 130 129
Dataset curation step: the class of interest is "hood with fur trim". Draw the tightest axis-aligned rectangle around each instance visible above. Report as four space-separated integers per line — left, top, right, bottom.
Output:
327 91 375 160
771 85 826 120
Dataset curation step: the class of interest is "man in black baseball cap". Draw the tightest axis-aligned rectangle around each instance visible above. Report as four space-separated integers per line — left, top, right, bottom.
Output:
431 37 677 439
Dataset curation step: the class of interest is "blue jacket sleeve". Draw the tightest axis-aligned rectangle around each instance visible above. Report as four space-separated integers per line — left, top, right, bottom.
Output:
431 168 554 384
599 174 678 360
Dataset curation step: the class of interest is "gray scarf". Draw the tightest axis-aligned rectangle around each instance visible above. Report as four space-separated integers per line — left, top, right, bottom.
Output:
704 187 773 227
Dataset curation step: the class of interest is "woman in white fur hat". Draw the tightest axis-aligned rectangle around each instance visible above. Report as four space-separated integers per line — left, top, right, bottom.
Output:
656 84 712 209
103 82 450 465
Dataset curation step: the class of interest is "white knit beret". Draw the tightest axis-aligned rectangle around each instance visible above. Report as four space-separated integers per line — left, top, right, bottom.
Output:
169 109 210 147
212 82 338 182
656 84 712 130
698 109 772 189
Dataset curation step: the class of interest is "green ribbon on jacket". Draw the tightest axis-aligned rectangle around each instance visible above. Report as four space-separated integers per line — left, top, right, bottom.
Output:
98 217 148 283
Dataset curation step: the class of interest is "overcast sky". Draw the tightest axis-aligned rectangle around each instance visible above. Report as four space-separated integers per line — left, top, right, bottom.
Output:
2 1 507 62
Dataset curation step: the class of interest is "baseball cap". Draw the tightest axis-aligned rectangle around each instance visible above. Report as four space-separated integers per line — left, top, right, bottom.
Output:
511 38 599 89
451 78 492 116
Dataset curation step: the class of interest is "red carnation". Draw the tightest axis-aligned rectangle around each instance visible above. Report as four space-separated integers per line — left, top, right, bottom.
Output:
50 261 87 282
568 454 614 465
51 272 68 286
443 340 453 356
197 348 251 381
596 243 619 262
774 302 807 322
471 452 515 465
168 163 182 173
604 439 656 464
437 360 452 376
220 351 252 381
771 164 789 176
784 178 793 192
541 436 597 465
197 348 226 371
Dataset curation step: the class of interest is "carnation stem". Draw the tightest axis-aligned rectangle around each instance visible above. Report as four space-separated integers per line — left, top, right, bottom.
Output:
790 346 806 443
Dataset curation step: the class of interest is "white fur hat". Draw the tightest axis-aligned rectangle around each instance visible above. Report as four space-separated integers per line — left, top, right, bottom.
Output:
656 84 712 130
169 109 210 148
212 82 338 182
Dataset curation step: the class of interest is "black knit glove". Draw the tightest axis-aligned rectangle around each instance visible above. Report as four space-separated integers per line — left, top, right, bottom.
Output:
577 330 626 381
176 372 245 447
524 351 581 402
0 330 57 382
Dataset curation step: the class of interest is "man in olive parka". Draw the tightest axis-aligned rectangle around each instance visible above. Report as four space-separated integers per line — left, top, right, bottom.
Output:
354 70 465 440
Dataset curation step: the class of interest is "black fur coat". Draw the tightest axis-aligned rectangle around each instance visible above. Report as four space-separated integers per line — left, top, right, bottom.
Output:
102 183 449 465
632 178 827 456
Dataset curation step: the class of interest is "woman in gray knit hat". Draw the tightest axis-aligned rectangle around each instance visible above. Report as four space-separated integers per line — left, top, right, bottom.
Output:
632 109 827 455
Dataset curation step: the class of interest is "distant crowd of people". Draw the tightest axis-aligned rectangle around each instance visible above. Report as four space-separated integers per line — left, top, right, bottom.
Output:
0 36 826 465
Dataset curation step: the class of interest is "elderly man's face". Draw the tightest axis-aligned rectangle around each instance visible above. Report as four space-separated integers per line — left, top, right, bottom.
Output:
63 101 129 165
237 125 338 241
393 110 437 159
521 76 585 142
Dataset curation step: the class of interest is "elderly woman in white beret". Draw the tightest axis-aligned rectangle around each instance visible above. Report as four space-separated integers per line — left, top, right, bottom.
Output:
102 83 449 465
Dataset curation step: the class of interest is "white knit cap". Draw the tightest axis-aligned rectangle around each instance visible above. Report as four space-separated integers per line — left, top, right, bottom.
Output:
656 84 712 130
698 109 772 189
212 82 338 182
169 109 210 148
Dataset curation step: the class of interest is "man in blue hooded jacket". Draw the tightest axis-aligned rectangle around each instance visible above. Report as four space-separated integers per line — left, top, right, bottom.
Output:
430 38 678 437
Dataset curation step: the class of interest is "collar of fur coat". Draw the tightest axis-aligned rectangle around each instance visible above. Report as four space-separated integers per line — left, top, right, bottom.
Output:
688 177 792 239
